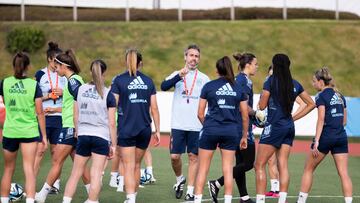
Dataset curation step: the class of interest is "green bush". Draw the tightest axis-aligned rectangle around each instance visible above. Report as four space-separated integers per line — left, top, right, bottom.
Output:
6 27 45 53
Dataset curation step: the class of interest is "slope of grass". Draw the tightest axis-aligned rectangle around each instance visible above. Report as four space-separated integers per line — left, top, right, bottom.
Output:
0 20 360 96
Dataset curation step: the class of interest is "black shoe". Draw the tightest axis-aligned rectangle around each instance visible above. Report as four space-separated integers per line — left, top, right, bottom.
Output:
48 187 59 195
240 198 255 203
184 194 195 201
173 177 186 199
207 180 219 203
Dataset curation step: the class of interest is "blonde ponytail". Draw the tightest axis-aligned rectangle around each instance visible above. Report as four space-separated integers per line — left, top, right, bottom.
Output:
90 59 107 99
126 49 138 77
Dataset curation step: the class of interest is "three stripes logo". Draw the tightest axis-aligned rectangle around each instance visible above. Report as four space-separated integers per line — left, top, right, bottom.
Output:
215 83 236 96
9 81 27 94
330 93 343 105
82 87 100 100
127 76 148 90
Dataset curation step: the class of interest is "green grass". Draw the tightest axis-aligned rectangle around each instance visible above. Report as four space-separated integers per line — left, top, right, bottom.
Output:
2 147 360 203
1 20 360 96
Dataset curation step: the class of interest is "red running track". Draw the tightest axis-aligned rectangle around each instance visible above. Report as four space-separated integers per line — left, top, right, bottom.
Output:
154 134 360 156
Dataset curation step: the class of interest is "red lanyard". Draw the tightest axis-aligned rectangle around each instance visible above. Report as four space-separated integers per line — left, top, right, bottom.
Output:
183 69 198 104
47 67 58 91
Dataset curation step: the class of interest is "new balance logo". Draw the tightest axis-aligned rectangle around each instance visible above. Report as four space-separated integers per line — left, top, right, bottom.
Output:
9 81 27 94
217 99 225 105
9 99 16 106
80 103 88 109
82 87 100 99
129 93 137 100
330 93 343 105
128 76 148 90
216 83 236 96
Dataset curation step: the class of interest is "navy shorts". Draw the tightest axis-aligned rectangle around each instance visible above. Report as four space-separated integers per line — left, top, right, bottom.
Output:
259 124 295 148
40 116 62 144
170 129 199 155
57 128 77 147
314 136 348 155
2 136 40 152
198 130 240 151
76 135 110 157
118 127 151 150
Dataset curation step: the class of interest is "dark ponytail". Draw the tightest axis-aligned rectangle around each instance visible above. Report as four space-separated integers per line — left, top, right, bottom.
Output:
216 56 235 85
233 52 256 71
55 49 80 74
271 53 294 116
12 52 30 79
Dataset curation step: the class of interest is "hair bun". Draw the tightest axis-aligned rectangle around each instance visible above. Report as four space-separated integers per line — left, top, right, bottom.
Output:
48 41 59 50
232 53 243 61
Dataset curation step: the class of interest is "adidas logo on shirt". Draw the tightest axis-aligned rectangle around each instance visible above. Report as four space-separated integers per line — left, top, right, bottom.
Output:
217 99 225 105
330 93 343 105
9 81 27 94
82 87 100 100
216 83 236 96
128 76 148 90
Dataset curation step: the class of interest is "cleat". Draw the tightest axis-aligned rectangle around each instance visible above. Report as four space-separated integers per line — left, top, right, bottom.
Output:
207 180 219 203
173 177 186 199
48 186 60 195
109 175 118 188
184 194 194 201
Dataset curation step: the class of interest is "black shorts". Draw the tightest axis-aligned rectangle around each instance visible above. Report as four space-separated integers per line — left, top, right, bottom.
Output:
76 136 110 157
2 136 40 152
118 127 152 150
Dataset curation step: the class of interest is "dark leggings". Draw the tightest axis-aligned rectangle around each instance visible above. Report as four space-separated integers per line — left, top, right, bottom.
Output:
217 143 256 197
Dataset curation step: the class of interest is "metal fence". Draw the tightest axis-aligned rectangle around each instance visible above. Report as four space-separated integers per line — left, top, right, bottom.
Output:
1 0 358 22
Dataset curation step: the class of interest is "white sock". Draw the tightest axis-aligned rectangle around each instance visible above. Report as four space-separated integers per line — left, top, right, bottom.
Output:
146 166 153 176
126 193 136 203
84 184 90 194
270 179 279 192
194 194 202 203
62 196 72 203
297 192 308 203
256 194 265 203
224 195 232 203
84 200 99 203
241 195 250 201
110 172 118 177
278 192 287 203
39 182 52 197
0 197 9 203
345 197 353 203
176 175 184 183
186 186 194 195
54 179 61 190
26 198 35 203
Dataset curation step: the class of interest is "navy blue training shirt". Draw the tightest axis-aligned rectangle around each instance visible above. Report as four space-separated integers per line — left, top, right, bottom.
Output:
200 77 247 137
263 75 304 128
236 73 254 144
111 71 156 138
315 88 347 137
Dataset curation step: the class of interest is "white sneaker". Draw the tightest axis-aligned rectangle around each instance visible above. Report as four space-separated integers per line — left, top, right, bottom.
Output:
116 183 124 192
109 175 118 188
35 192 46 203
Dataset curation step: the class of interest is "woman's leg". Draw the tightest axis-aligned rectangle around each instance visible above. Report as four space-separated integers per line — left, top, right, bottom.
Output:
120 146 136 199
194 148 214 202
297 150 326 203
0 149 17 198
63 154 89 199
117 147 125 192
220 149 235 196
333 153 352 198
70 150 91 186
34 142 46 177
109 149 119 187
88 153 107 201
20 142 38 199
135 148 147 191
255 144 277 195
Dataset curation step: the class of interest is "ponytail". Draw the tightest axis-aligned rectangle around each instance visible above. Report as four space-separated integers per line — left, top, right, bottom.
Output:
233 52 256 71
125 49 143 77
55 49 80 74
12 52 30 79
90 59 107 99
216 56 235 85
314 67 332 86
